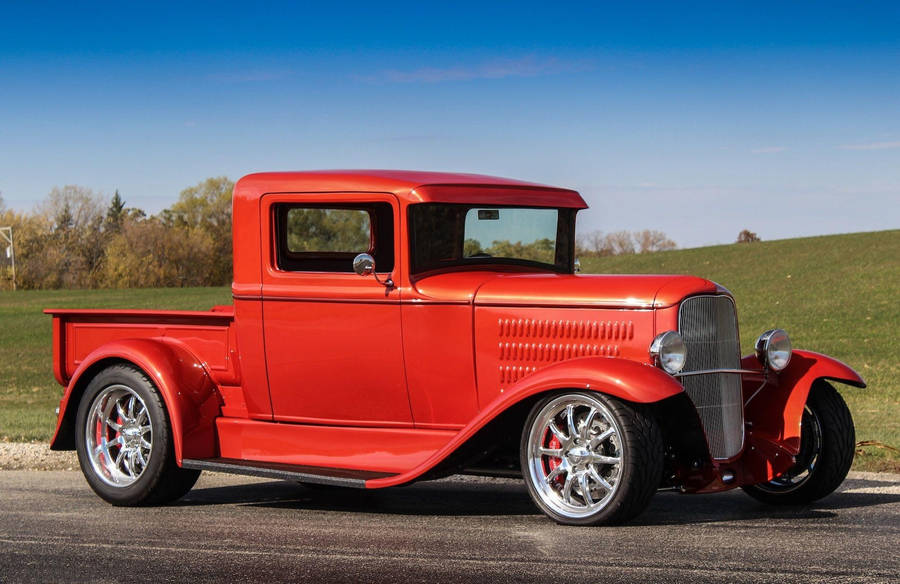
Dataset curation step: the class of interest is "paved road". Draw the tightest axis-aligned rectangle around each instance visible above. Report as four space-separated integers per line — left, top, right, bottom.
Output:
1 471 898 583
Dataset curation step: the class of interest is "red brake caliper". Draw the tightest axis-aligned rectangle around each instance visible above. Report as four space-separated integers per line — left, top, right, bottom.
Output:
546 433 563 485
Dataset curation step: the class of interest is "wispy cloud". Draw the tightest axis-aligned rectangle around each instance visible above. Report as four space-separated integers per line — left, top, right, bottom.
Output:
839 141 900 151
207 70 292 83
361 56 593 84
751 146 787 154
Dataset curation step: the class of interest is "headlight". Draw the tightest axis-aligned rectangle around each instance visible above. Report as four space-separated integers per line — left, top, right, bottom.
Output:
649 331 687 374
755 329 792 371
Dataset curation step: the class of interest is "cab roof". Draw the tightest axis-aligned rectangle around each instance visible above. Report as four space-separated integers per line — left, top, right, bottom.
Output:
233 170 587 208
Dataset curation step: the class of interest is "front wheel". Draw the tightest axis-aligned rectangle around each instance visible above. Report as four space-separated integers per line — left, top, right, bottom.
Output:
75 364 201 506
743 381 855 505
521 392 664 526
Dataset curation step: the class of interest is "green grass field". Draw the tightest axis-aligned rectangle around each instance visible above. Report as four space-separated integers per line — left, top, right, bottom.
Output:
582 229 899 472
0 229 897 471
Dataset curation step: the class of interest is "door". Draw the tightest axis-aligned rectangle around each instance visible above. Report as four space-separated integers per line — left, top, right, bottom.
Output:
260 193 412 426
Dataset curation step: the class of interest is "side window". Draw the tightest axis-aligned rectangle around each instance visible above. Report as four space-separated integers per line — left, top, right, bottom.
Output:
275 203 395 272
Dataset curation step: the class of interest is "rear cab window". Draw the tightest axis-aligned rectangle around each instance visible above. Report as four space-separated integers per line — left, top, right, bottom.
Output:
274 204 394 272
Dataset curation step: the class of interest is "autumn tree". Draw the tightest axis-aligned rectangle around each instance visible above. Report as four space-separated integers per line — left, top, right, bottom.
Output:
736 229 760 243
0 208 51 289
102 217 216 287
163 177 234 284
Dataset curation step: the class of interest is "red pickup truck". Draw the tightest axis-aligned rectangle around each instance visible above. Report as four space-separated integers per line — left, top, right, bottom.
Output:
46 170 864 525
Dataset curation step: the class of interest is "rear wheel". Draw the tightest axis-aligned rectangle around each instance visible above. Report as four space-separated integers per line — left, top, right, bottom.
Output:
521 392 664 526
743 381 855 505
75 364 200 506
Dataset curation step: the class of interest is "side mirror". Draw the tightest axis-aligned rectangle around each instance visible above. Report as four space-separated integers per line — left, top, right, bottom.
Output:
353 253 394 288
353 253 375 276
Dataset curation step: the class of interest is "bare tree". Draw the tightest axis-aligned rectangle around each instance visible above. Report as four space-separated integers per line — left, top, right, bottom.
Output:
576 229 614 256
33 186 107 287
635 229 677 253
604 231 636 255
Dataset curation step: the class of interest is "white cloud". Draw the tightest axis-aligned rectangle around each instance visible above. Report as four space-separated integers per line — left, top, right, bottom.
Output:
839 141 900 151
362 56 593 84
751 146 787 154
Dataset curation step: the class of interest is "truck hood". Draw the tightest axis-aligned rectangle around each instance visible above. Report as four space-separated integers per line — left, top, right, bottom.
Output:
412 271 720 308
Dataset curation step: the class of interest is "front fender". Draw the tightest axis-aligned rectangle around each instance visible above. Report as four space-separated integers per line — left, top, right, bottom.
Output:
499 356 685 405
50 338 221 464
368 356 683 488
743 349 864 457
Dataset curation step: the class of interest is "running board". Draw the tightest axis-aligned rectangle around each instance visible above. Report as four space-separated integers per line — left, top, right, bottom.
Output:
181 457 397 488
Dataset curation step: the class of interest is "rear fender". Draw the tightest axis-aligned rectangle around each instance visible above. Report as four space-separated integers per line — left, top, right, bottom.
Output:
50 338 221 464
368 356 684 488
743 349 865 456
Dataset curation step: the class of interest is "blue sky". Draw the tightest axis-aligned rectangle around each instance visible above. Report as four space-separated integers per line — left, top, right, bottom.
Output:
1 1 898 247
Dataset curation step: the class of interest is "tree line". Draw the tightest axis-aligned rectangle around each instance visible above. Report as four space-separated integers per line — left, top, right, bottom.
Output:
576 229 677 256
0 177 233 290
0 179 683 290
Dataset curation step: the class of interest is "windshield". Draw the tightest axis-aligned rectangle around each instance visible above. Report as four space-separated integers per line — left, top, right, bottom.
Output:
409 204 575 274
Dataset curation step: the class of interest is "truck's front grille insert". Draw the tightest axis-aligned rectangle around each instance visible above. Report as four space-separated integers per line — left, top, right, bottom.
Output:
678 295 743 460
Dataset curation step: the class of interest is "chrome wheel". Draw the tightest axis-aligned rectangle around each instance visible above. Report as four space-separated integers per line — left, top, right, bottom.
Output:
757 405 822 493
525 394 624 519
84 384 153 487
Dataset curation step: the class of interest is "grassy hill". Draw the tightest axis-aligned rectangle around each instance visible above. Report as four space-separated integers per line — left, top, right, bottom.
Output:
0 229 897 471
582 229 899 471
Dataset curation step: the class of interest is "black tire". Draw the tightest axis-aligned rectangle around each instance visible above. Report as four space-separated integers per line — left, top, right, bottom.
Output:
520 391 664 526
74 364 201 506
743 380 855 505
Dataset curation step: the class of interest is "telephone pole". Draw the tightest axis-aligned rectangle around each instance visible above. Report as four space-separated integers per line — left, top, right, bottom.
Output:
0 226 15 291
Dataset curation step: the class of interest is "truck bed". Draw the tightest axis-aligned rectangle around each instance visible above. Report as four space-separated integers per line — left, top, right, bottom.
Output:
44 307 237 388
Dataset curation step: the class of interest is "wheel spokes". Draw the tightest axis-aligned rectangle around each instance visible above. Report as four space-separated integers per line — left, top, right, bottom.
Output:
565 405 578 441
580 408 597 441
579 472 594 505
548 421 567 445
588 453 620 465
589 467 613 492
562 473 575 504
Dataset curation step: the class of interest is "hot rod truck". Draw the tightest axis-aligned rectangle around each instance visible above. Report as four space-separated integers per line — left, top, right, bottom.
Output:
46 170 864 525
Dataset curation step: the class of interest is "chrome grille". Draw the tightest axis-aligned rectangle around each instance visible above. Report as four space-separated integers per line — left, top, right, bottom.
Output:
678 296 743 459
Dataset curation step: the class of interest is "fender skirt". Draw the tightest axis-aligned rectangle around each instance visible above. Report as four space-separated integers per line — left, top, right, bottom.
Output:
367 356 684 488
49 338 221 464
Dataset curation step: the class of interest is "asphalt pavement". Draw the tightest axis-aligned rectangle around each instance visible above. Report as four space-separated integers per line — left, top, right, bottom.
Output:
1 470 898 583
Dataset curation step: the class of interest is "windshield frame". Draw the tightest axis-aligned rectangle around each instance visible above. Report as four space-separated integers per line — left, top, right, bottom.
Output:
408 203 577 276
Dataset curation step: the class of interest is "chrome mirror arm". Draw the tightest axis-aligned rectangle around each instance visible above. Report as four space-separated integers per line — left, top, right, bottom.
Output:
373 273 394 288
